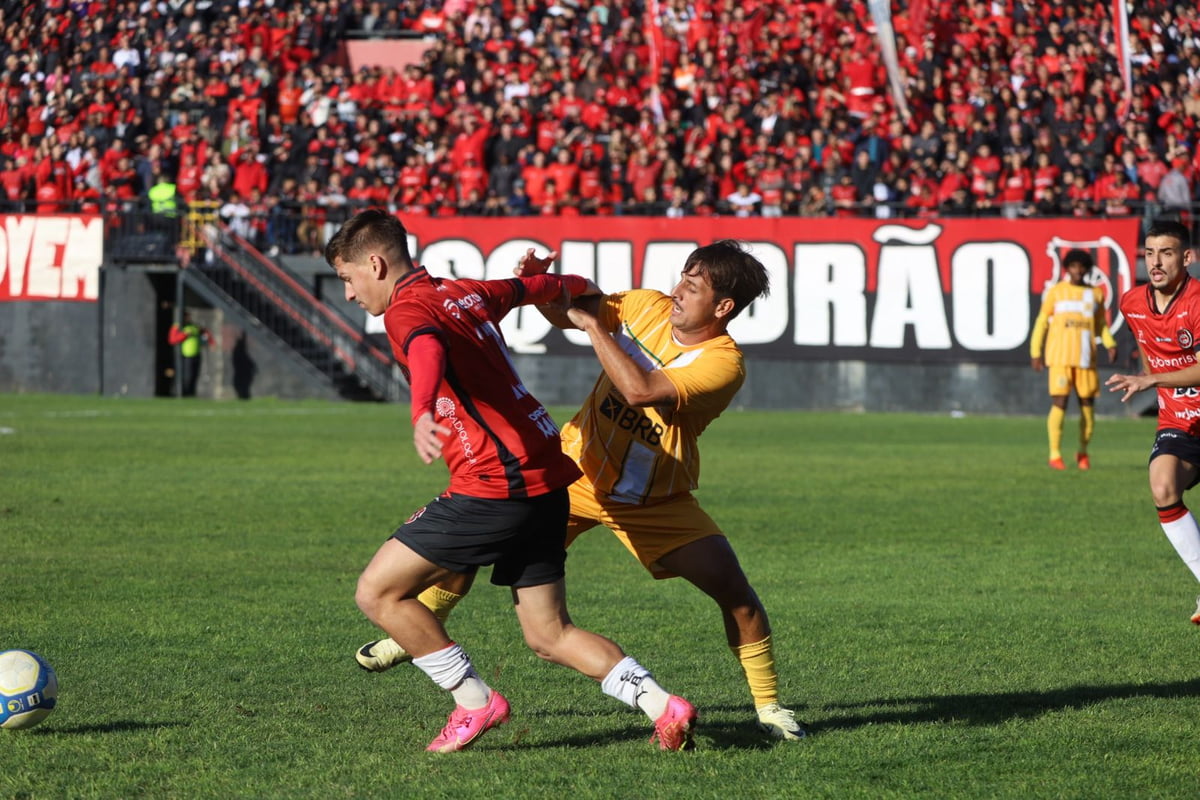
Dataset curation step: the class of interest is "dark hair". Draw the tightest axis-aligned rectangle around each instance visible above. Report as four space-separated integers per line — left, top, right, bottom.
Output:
324 208 412 269
1062 248 1093 270
1145 219 1192 251
683 239 770 319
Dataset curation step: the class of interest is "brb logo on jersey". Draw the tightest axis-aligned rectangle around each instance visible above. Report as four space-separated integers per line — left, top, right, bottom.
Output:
600 391 663 446
1179 329 1194 350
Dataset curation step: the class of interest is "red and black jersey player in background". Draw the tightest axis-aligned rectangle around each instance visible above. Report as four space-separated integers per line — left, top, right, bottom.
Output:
324 208 697 753
1107 219 1200 625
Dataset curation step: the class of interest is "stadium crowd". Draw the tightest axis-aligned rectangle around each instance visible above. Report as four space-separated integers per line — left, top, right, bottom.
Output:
1 0 1200 254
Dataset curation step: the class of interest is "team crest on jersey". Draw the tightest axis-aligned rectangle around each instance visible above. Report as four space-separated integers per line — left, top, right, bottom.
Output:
1179 329 1194 350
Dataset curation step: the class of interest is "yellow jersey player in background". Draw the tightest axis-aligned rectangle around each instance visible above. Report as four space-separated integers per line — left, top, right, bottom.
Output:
1029 249 1118 470
356 240 806 742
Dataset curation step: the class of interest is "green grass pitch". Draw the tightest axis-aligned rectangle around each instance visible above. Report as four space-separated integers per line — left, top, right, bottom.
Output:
2 393 1198 798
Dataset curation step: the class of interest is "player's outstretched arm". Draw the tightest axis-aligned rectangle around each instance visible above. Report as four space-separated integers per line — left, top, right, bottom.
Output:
1106 361 1200 403
513 248 602 329
1105 372 1156 403
567 304 677 407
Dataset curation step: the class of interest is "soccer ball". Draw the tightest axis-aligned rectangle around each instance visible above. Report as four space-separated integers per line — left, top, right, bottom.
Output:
0 649 58 730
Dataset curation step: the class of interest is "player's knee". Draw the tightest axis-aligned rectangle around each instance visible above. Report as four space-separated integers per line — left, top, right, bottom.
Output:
521 632 558 662
703 572 756 607
1149 473 1183 507
520 621 573 662
354 576 385 621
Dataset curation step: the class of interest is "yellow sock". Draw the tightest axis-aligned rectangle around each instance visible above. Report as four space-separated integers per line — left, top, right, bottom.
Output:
418 585 464 623
1080 405 1094 453
1047 405 1065 460
731 635 779 709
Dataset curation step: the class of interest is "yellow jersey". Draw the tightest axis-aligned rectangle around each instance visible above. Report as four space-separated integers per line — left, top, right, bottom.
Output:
560 289 745 505
1029 281 1116 368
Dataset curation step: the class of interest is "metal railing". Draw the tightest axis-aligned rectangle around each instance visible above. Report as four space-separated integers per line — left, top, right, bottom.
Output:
92 203 405 402
196 224 406 402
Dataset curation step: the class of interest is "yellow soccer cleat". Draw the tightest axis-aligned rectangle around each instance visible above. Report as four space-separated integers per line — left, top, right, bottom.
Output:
756 703 807 741
355 637 411 672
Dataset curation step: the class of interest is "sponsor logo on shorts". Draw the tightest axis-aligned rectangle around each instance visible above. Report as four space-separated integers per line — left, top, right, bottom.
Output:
406 506 427 524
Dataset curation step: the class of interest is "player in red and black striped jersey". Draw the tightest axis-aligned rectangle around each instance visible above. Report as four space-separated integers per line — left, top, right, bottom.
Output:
1107 219 1200 624
381 256 582 500
325 209 696 752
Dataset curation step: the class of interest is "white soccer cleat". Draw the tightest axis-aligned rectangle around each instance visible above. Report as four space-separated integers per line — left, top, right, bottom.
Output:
1191 597 1200 626
756 702 807 741
355 637 412 672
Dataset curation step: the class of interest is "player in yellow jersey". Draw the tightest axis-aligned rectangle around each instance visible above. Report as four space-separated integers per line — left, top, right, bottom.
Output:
1030 249 1118 470
356 240 806 741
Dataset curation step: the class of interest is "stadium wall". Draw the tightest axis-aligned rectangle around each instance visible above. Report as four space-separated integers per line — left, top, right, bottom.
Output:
510 355 1146 419
1 214 1149 416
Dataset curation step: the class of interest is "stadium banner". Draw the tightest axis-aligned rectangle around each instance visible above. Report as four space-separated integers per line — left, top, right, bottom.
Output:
0 215 104 302
397 217 1140 364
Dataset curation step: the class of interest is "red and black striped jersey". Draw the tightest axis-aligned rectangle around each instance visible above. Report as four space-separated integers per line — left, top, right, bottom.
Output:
1120 275 1200 436
384 267 582 499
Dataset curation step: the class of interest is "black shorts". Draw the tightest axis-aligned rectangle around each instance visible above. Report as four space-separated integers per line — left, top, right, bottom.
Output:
1149 428 1200 490
393 489 568 588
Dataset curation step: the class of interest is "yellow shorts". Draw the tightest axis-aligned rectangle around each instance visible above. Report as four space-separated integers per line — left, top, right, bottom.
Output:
1048 365 1099 398
565 475 723 580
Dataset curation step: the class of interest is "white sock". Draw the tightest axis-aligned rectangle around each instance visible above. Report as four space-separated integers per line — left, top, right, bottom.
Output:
600 656 669 720
1162 513 1200 581
412 643 491 709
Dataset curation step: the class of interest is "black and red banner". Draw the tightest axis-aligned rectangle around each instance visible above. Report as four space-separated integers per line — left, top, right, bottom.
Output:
397 217 1141 364
1 215 1140 365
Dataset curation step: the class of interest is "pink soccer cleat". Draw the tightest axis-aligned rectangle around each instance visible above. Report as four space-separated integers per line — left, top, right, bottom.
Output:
426 690 510 753
650 695 697 751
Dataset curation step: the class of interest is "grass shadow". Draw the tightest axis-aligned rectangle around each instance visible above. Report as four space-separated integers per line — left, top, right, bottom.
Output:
35 720 188 735
816 678 1200 732
513 704 786 751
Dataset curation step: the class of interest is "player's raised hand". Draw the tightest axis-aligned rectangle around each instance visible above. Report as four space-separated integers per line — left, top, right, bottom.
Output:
515 248 557 277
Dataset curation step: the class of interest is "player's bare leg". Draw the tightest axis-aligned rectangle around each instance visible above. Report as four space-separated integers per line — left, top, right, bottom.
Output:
1148 454 1200 623
355 540 502 752
511 580 697 751
356 570 476 671
656 536 806 740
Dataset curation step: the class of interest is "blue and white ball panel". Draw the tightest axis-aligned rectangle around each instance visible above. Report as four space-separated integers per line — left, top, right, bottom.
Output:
0 649 58 730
